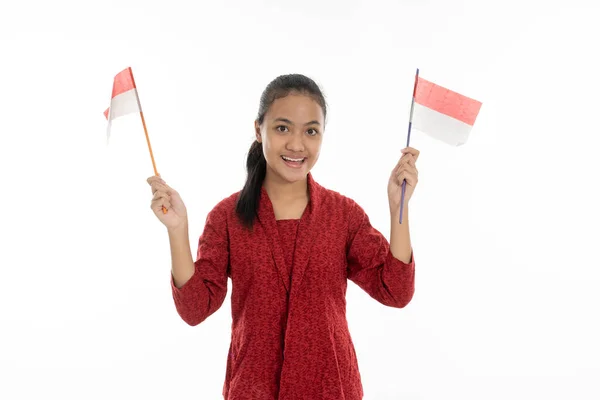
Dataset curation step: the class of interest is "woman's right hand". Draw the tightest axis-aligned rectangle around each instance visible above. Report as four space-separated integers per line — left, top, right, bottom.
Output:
147 175 188 230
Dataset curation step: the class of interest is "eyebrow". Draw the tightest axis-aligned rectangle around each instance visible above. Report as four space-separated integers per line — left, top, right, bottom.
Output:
273 118 321 126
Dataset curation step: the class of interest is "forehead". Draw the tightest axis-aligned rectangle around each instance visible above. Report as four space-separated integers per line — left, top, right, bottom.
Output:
267 94 324 122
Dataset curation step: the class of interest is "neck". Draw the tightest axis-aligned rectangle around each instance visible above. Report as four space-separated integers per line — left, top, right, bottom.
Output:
263 169 309 202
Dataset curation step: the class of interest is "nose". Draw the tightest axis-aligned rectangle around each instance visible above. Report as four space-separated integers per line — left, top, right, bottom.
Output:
286 131 305 152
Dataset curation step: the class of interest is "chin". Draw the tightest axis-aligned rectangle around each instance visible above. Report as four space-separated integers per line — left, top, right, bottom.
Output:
279 168 309 183
274 160 312 183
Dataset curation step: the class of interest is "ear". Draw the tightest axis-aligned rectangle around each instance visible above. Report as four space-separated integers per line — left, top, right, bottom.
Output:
254 120 262 143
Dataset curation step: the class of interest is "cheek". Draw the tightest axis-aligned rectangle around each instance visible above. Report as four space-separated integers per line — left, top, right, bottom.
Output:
262 135 281 160
309 140 322 158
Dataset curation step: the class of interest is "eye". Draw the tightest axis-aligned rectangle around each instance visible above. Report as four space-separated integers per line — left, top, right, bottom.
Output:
276 125 289 133
307 128 319 136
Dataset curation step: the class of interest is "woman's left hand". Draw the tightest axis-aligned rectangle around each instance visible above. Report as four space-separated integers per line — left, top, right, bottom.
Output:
388 147 420 213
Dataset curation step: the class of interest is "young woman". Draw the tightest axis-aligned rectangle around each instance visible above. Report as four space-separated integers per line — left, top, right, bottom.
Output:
147 74 419 400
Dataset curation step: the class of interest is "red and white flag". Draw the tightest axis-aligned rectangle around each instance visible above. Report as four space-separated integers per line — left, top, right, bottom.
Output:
103 67 142 140
412 77 482 146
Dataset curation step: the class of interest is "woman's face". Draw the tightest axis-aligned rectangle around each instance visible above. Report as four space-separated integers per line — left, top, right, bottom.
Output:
255 93 325 185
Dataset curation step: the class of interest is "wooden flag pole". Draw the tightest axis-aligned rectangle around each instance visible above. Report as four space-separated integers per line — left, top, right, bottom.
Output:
127 67 167 214
400 68 419 224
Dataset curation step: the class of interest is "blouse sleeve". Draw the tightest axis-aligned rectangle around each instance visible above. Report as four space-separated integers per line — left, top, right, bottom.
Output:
170 205 230 326
346 200 415 308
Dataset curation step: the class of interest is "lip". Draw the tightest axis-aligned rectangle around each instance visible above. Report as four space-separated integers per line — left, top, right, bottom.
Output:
281 155 307 168
281 155 307 161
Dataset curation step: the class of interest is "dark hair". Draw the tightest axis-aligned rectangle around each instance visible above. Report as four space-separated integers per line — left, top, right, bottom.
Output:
235 74 327 228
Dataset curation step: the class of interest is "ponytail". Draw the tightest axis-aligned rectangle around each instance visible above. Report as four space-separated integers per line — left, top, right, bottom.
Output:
236 140 266 228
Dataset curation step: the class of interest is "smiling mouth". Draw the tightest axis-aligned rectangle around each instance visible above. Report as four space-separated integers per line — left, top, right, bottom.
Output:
281 155 306 163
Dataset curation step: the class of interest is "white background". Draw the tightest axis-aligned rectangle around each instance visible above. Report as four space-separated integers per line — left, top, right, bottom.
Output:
1 0 599 399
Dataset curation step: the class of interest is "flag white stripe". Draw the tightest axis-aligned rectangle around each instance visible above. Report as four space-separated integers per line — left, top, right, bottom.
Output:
412 102 473 146
108 88 141 120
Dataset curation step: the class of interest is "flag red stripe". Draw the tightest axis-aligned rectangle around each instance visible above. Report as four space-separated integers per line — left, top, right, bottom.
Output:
110 67 136 99
414 77 482 126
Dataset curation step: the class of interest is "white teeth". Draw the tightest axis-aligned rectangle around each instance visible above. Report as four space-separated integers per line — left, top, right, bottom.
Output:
282 156 304 162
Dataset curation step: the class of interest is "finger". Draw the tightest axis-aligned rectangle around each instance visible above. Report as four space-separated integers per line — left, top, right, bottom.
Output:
148 180 164 193
157 180 176 194
151 194 166 206
392 160 403 177
151 198 171 211
147 176 164 185
152 190 169 201
401 147 420 161
408 174 418 187
148 175 169 186
401 146 419 156
150 182 171 195
150 183 161 195
397 162 417 176
403 163 418 176
397 166 418 182
152 182 164 190
398 171 418 187
396 168 407 182
396 153 416 170
152 202 170 214
400 154 416 168
393 154 410 175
